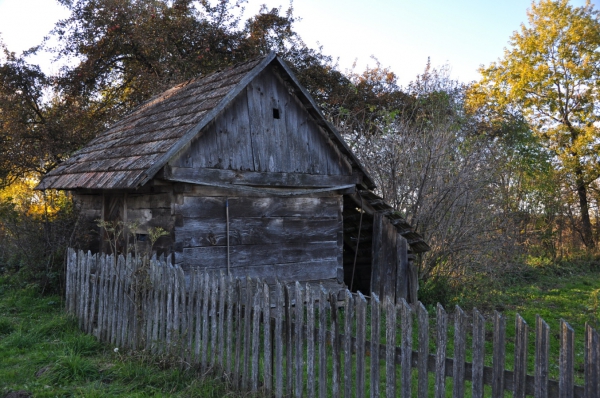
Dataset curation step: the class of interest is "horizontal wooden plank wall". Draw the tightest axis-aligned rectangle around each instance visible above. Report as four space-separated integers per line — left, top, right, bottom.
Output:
173 193 344 284
67 249 597 398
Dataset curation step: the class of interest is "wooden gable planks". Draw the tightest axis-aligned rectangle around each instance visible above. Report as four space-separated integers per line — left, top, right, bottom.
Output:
175 66 353 177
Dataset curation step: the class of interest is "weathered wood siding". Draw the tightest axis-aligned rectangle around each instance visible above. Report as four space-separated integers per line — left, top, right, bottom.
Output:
172 185 344 284
371 213 410 303
171 66 352 178
74 186 177 255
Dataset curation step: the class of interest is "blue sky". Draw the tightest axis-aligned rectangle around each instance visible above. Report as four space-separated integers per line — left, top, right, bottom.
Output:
0 0 597 86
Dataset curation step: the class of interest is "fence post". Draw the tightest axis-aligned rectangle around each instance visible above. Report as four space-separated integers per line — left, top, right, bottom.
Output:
344 290 355 398
318 286 328 398
535 315 549 398
370 293 381 398
559 319 574 398
202 273 211 372
242 277 253 390
492 311 506 398
274 280 284 398
453 305 467 398
95 254 105 341
435 303 448 398
385 296 397 398
472 308 485 398
251 280 261 392
401 299 413 398
295 281 304 398
233 278 242 389
307 284 316 398
224 274 234 376
218 273 226 368
330 291 341 398
284 283 293 397
417 302 429 398
356 292 367 398
263 281 272 395
514 314 529 398
584 323 598 398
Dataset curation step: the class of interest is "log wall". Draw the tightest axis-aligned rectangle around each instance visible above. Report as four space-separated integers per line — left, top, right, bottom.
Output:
172 185 344 285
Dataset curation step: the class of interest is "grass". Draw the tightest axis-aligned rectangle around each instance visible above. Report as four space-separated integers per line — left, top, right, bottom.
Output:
0 278 239 397
430 258 600 387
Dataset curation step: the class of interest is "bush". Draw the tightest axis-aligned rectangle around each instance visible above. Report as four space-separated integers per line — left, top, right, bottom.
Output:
0 178 81 294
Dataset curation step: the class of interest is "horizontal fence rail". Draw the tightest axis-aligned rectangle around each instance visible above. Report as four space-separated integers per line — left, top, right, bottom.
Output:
66 249 599 397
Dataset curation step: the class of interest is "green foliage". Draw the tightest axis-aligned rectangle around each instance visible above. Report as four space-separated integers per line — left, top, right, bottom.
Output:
472 0 600 248
0 180 81 294
417 275 458 308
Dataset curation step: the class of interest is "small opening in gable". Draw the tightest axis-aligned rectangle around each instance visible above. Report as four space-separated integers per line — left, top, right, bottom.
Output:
272 108 280 119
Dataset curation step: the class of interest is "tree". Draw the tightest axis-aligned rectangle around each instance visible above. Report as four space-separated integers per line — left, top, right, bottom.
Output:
471 0 600 248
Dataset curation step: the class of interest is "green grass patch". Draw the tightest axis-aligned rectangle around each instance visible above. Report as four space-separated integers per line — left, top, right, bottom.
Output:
0 280 237 397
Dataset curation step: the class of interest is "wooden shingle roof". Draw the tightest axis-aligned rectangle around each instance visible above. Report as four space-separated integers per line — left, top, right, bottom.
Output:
36 53 376 191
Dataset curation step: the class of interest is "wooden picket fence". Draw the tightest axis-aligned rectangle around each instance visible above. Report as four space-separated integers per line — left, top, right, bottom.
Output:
65 248 600 397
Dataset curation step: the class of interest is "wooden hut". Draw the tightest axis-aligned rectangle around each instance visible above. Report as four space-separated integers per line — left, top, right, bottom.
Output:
37 52 429 303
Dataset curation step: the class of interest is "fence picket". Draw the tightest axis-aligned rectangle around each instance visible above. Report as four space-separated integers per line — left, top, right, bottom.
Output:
535 315 550 398
233 279 242 389
225 274 234 376
210 275 218 367
95 255 105 341
218 273 226 368
166 266 174 350
243 278 253 390
559 319 574 398
453 306 467 398
344 290 355 398
152 260 159 350
120 256 130 348
435 303 448 398
307 285 316 398
173 265 181 353
492 311 506 398
370 293 381 398
251 282 261 392
356 292 367 398
201 273 211 371
514 314 528 398
472 308 485 398
193 272 202 362
284 283 293 397
401 299 412 398
82 252 91 335
386 296 397 398
318 286 327 398
417 302 429 398
585 323 599 398
330 292 341 398
77 250 84 326
275 280 284 398
109 255 118 345
295 281 304 398
263 282 272 395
